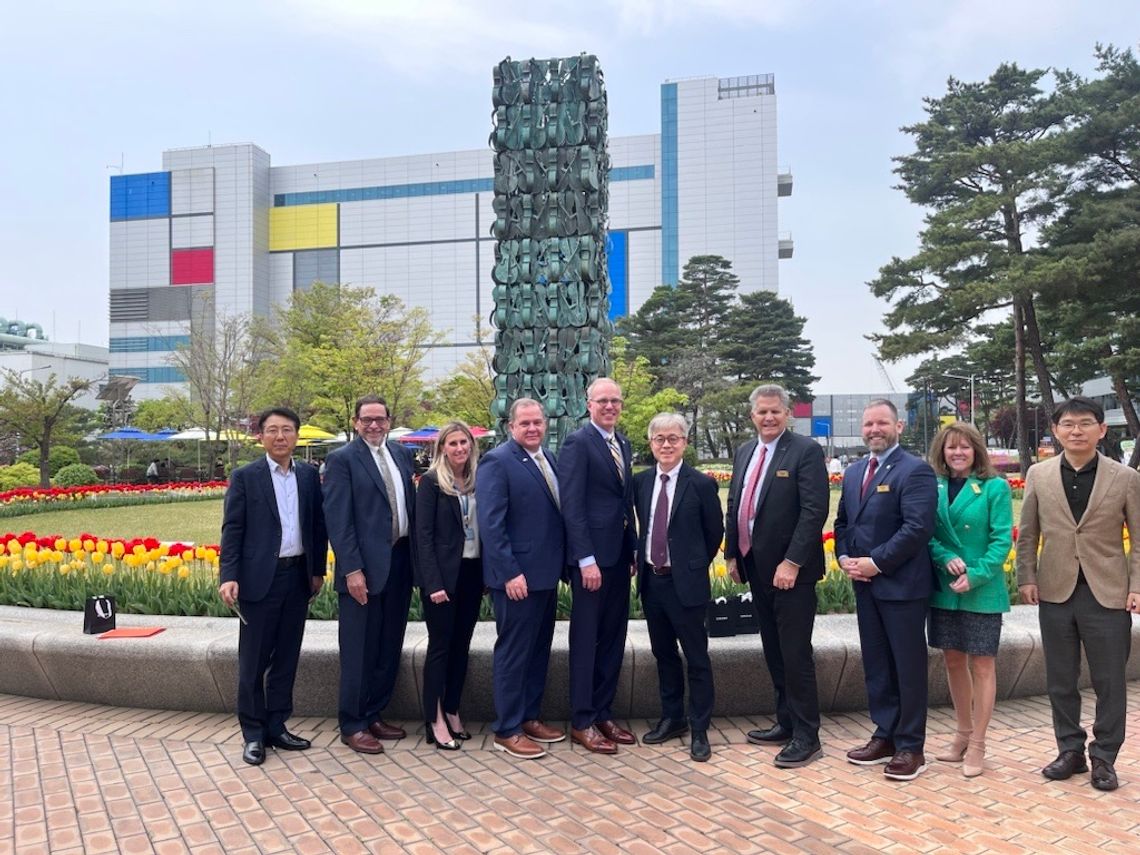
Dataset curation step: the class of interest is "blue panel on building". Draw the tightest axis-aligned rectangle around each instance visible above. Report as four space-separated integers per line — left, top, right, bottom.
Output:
109 335 191 353
606 231 628 321
811 416 833 438
110 172 171 221
660 84 679 286
609 164 655 182
110 366 187 384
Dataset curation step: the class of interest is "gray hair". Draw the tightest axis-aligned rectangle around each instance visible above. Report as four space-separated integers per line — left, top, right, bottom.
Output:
586 377 622 399
647 412 690 439
508 397 545 422
865 398 898 419
749 383 790 409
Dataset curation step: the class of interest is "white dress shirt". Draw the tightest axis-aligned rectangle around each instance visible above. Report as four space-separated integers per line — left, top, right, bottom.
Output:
369 441 410 539
740 431 782 533
266 454 303 558
645 462 681 567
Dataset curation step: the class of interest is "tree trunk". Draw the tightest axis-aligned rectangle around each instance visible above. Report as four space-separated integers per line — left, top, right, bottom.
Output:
1020 294 1056 415
1109 371 1140 469
38 440 51 489
1013 300 1033 476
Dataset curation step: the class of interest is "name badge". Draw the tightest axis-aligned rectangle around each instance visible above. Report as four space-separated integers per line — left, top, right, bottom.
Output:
776 470 790 478
876 484 891 493
971 482 982 494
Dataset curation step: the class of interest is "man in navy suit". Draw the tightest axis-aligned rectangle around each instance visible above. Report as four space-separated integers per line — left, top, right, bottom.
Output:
724 384 830 769
220 406 327 766
557 378 638 754
323 395 416 754
835 399 937 781
634 413 724 761
476 398 567 760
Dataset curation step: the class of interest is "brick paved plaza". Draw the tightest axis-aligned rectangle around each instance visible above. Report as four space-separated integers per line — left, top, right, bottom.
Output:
1 688 1138 854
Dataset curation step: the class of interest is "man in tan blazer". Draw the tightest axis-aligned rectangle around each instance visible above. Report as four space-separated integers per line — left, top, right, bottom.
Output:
1017 396 1140 791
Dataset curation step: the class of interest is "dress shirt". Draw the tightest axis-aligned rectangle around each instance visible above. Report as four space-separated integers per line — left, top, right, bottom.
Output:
532 452 560 505
459 491 480 559
266 454 303 558
368 441 410 539
740 431 782 534
1060 453 1097 524
645 463 681 567
578 421 622 569
839 444 900 569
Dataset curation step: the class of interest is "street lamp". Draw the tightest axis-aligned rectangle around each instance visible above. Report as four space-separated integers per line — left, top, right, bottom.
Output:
942 372 976 427
15 364 52 377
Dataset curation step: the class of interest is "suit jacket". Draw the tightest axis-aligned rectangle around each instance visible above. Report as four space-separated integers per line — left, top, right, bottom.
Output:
723 431 829 585
833 447 938 601
414 470 480 596
219 457 327 603
557 423 636 568
322 436 416 595
928 475 1013 614
1016 453 1140 609
634 463 724 608
475 438 565 591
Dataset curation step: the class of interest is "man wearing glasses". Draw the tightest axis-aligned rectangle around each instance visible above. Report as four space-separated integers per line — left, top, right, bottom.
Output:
557 377 638 753
323 395 417 755
1017 396 1140 791
634 413 724 761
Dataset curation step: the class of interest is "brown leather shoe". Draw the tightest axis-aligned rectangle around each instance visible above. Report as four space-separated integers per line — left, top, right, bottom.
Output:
572 725 618 755
1042 750 1088 780
884 750 927 781
846 737 895 766
493 733 546 759
522 719 566 743
1090 757 1119 791
368 720 406 740
340 730 385 755
596 720 636 745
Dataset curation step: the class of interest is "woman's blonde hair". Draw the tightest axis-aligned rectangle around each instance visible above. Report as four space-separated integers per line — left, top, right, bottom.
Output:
429 421 479 495
928 422 997 479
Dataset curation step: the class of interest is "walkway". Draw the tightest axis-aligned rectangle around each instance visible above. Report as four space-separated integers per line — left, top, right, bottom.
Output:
1 689 1138 854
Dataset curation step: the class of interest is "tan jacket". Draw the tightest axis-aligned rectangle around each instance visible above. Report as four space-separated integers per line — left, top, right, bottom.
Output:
1016 453 1140 608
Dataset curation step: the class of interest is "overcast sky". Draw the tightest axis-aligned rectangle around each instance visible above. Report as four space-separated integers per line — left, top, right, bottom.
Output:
2 0 1136 393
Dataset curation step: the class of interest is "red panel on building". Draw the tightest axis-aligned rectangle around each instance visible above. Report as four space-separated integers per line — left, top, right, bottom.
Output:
792 402 812 418
171 248 214 285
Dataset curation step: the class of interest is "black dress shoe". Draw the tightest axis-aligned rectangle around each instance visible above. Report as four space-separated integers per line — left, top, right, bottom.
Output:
774 739 823 768
690 731 711 762
1042 750 1088 780
266 730 311 751
643 718 688 745
242 740 265 766
1091 757 1119 791
747 724 793 745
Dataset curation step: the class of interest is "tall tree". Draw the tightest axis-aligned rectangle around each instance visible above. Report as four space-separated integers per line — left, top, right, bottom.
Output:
426 321 495 428
607 336 687 461
719 290 818 400
870 64 1068 472
0 371 93 487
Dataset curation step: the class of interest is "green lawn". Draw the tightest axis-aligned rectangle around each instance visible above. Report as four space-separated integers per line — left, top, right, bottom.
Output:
1 500 225 545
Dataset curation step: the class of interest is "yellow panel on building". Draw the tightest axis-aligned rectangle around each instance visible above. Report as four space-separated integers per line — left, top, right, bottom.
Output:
269 204 338 251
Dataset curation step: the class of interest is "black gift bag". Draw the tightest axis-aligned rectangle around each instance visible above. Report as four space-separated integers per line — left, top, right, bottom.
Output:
707 596 735 637
732 591 761 634
84 594 116 635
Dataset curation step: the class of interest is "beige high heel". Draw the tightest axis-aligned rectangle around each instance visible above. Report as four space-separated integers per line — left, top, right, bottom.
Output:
963 739 985 777
935 731 971 763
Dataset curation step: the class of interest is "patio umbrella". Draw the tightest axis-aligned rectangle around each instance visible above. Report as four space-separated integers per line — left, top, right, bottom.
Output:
399 426 440 444
298 424 335 441
98 426 161 441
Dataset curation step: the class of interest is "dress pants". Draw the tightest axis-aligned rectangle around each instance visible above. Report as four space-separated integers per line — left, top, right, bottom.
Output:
641 570 713 731
237 559 310 742
854 589 929 752
1039 582 1132 763
569 563 631 730
751 574 821 743
421 557 484 721
490 587 557 737
337 538 413 735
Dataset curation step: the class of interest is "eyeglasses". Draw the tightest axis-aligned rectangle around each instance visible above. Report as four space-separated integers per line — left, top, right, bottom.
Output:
1056 420 1099 430
590 397 623 407
357 416 390 426
261 427 296 437
651 435 686 446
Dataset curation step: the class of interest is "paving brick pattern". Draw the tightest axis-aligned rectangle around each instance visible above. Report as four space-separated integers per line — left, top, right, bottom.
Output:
1 688 1138 854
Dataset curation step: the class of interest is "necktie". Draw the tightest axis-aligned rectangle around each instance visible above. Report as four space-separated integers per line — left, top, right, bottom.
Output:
375 447 401 541
736 445 767 557
650 473 671 568
535 453 560 509
607 435 625 482
860 456 879 500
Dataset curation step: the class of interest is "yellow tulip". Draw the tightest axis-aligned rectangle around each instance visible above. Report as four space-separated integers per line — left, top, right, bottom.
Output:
195 546 207 560
158 544 170 557
54 538 66 551
91 551 105 564
10 559 22 572
83 539 95 552
0 556 8 568
178 567 191 579
205 548 218 562
181 550 194 562
111 542 125 558
57 564 68 575
102 564 115 576
97 540 108 553
146 561 156 572
132 544 146 556
8 540 22 555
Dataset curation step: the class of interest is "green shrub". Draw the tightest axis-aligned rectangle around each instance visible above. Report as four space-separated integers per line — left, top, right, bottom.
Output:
0 462 41 490
53 463 100 487
17 446 80 477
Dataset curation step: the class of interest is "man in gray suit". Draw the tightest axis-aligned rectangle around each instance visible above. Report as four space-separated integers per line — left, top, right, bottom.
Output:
1017 396 1140 791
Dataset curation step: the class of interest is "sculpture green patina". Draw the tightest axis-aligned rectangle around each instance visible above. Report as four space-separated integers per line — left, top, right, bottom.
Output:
490 55 612 449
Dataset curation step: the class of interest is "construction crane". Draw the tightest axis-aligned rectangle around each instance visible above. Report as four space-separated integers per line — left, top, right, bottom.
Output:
873 356 898 392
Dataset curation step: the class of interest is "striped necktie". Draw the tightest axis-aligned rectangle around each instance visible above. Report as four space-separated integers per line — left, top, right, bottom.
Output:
607 435 625 482
534 452 560 509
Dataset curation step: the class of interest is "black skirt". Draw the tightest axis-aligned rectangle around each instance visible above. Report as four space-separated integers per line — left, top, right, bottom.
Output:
928 607 1002 656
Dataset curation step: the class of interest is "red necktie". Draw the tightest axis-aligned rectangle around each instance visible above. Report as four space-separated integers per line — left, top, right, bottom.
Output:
649 473 671 568
736 445 767 557
860 456 879 500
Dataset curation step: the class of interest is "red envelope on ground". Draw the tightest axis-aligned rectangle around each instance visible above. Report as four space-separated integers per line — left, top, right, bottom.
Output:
97 627 166 639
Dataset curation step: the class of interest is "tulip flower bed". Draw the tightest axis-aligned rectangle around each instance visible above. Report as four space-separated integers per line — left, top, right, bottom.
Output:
0 482 228 519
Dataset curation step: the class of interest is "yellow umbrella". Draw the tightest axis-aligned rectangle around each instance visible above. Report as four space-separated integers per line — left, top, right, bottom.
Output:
298 424 335 441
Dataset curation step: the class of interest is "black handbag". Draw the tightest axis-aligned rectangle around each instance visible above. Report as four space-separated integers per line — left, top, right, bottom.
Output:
732 591 761 634
84 594 116 634
707 596 735 637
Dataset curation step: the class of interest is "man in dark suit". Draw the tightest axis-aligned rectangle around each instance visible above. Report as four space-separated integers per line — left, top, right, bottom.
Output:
557 377 638 754
724 384 829 768
835 398 937 781
476 397 567 760
219 406 327 766
323 394 416 754
635 412 724 761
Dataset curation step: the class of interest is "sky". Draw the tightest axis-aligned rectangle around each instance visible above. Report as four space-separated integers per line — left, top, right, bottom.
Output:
2 0 1137 394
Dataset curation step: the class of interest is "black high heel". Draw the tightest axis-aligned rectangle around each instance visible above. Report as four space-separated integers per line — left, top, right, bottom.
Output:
446 716 472 741
427 723 460 750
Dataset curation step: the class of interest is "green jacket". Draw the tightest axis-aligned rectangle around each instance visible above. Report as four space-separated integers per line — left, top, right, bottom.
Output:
928 475 1013 614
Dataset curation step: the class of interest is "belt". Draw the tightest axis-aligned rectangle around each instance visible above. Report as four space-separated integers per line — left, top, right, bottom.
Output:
277 554 305 568
650 565 671 576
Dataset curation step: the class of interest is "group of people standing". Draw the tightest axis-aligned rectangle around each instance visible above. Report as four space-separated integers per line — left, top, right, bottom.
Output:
218 386 1139 792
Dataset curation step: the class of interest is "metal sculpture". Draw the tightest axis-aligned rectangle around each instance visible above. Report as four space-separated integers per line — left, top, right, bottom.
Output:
489 55 612 449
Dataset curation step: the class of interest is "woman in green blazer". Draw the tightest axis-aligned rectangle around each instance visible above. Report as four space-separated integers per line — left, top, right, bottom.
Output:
927 423 1013 778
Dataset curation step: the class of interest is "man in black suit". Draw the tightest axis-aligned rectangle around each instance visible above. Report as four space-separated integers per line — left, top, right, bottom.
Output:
323 395 416 754
557 377 638 754
635 413 724 761
219 406 327 766
835 399 937 781
724 384 829 768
